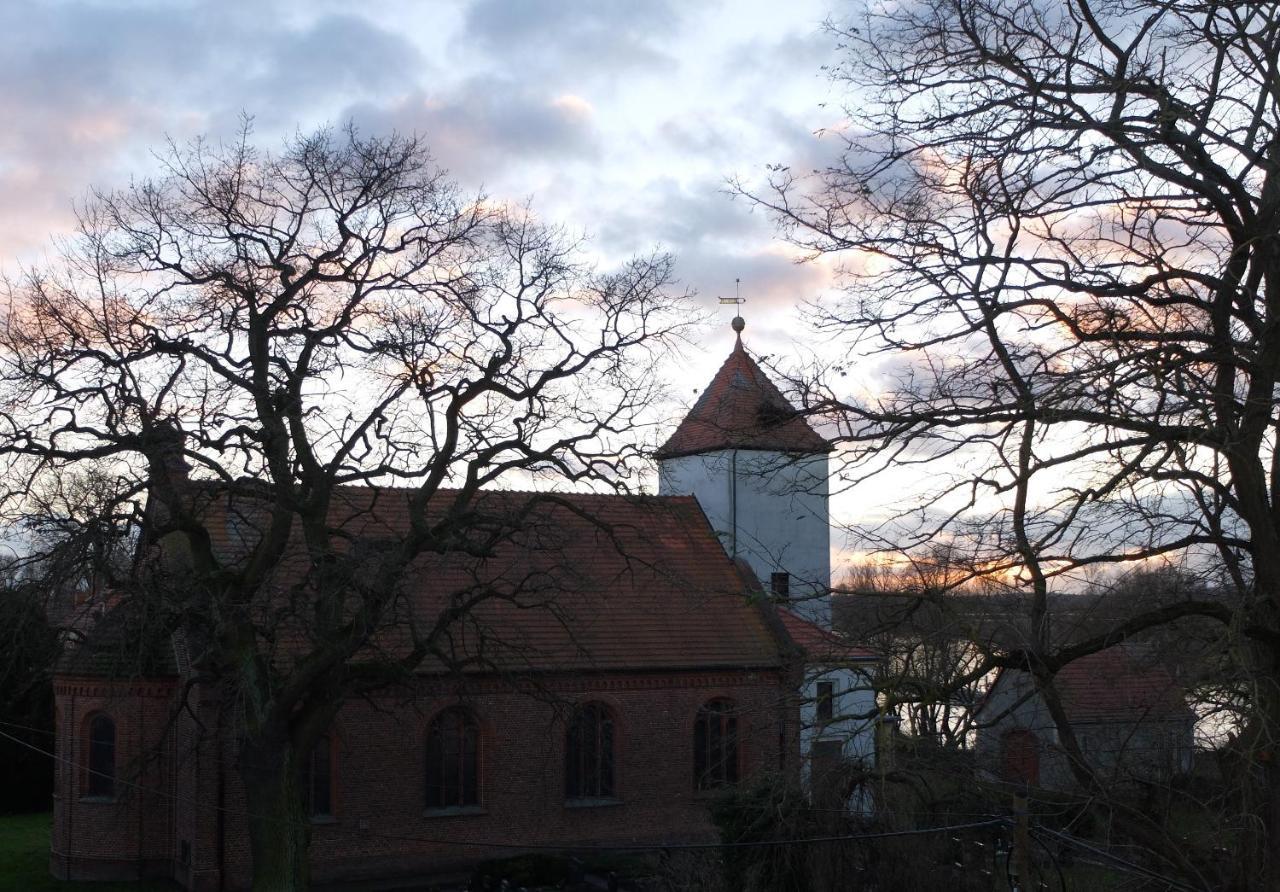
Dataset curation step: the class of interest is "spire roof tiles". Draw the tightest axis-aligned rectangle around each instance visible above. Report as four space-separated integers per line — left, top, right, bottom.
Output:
655 337 830 459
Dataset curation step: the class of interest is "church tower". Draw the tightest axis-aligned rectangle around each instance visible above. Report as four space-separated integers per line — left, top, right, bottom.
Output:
657 318 834 627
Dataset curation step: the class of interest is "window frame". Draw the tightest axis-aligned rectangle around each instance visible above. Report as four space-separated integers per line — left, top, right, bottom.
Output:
815 681 835 723
565 702 618 804
424 707 482 814
305 732 337 821
694 699 740 791
83 713 116 801
770 572 791 599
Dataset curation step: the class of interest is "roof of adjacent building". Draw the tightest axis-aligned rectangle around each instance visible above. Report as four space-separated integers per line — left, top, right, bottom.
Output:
981 645 1190 725
1053 647 1189 723
655 337 830 459
777 608 880 663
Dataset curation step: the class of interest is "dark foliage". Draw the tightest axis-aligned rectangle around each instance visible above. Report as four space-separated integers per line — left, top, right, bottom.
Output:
0 581 60 813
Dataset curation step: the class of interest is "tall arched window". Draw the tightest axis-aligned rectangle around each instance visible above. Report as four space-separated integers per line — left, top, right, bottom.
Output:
566 703 615 800
306 734 334 818
425 708 479 809
86 714 116 798
694 699 739 790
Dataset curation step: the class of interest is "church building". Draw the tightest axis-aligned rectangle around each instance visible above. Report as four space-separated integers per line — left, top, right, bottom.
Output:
49 321 877 888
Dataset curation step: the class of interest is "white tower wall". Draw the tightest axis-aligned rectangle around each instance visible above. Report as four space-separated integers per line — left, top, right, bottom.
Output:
659 448 831 627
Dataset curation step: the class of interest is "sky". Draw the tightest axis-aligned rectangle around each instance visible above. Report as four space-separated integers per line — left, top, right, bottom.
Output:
0 0 848 323
0 0 882 560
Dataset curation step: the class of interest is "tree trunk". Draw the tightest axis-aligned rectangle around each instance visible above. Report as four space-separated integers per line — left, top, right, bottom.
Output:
1232 603 1280 892
1264 754 1280 892
240 734 311 891
1257 673 1280 892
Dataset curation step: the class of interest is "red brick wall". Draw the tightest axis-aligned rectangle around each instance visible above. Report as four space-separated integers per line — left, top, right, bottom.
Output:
51 677 176 882
223 669 791 889
55 667 794 889
172 697 229 892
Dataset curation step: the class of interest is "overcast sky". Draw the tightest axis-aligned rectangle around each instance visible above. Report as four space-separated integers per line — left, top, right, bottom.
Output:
1 0 847 323
2 0 885 558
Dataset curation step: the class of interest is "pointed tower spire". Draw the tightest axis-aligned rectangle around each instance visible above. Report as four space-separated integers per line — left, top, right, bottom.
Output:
654 325 829 460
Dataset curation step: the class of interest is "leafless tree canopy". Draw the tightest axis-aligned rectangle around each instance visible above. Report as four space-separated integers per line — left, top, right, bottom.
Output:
745 2 1280 887
0 124 687 887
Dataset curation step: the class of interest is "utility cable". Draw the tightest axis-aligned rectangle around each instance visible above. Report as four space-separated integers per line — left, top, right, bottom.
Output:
1030 824 1205 892
0 726 1007 853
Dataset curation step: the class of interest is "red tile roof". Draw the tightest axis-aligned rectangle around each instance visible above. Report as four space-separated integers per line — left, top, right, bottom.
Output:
655 338 830 459
1053 647 1189 723
979 646 1189 725
185 484 784 675
777 609 879 663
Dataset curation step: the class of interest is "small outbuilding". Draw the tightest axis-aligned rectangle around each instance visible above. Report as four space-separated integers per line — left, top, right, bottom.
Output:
974 645 1195 789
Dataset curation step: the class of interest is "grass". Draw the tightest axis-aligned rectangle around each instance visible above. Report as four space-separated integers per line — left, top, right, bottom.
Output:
0 812 176 892
472 851 656 887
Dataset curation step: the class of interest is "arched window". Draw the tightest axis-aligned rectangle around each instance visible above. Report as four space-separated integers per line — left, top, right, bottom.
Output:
566 703 615 800
694 699 739 790
86 714 116 798
425 708 479 809
306 734 334 818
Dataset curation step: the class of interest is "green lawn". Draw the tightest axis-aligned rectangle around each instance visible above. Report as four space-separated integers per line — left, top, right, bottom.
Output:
0 813 176 892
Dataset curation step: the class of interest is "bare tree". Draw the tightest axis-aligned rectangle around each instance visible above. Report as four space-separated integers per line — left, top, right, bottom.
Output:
0 124 685 888
838 550 1007 750
743 1 1280 886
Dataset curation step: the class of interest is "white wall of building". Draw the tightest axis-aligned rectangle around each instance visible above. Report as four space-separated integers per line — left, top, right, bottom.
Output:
658 448 831 627
799 665 878 812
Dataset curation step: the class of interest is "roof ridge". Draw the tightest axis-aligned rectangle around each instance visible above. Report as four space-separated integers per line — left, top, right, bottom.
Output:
188 479 697 504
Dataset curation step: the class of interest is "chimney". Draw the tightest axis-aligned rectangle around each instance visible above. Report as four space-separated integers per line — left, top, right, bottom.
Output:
149 418 190 487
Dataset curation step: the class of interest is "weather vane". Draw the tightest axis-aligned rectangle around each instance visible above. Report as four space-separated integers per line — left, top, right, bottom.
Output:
719 278 746 334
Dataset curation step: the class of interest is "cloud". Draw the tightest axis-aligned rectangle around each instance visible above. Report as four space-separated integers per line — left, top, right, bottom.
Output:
0 5 422 118
722 27 841 88
583 174 832 308
344 78 600 185
657 116 736 160
0 2 427 262
461 0 683 75
242 15 427 115
593 179 753 250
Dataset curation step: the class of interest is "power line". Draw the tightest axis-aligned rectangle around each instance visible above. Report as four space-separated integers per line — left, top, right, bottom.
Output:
0 718 56 736
5 715 1209 885
0 726 1006 853
1031 825 1206 892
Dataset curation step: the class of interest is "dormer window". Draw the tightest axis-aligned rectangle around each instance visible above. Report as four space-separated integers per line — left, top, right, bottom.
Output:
770 572 790 599
757 401 792 428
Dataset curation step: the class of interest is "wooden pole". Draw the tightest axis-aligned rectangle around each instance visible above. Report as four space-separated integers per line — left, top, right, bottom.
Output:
1012 792 1031 891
